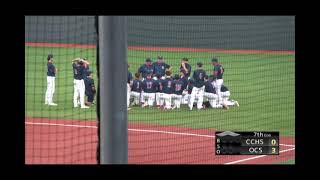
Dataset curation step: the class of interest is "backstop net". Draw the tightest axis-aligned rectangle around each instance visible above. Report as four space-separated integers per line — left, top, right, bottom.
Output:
25 16 295 164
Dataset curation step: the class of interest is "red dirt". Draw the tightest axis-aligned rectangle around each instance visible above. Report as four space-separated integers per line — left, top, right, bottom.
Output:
25 42 295 55
25 117 295 164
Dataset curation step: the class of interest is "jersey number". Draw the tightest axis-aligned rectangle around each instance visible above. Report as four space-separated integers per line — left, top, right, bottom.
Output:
199 73 203 80
175 84 182 91
136 82 140 89
167 81 172 88
147 82 152 89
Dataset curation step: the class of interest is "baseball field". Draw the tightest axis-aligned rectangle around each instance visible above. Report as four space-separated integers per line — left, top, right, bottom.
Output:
25 43 295 164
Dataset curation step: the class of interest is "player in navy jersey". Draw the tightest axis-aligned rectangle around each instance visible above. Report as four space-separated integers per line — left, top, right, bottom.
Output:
141 73 157 107
130 73 143 106
203 75 228 109
220 84 239 107
138 58 154 80
72 58 89 108
180 58 192 78
84 71 96 107
189 62 206 110
45 54 58 106
127 64 133 110
172 74 187 109
161 71 174 110
153 56 171 79
155 73 164 108
180 71 189 105
211 57 225 105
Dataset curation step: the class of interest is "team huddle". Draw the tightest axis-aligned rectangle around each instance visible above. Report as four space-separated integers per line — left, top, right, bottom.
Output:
45 54 96 108
127 56 239 111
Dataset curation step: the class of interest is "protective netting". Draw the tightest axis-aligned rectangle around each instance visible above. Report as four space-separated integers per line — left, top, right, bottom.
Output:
25 16 98 164
126 16 295 164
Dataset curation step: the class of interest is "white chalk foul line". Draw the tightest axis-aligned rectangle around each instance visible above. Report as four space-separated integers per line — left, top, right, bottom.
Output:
224 147 295 165
25 121 294 147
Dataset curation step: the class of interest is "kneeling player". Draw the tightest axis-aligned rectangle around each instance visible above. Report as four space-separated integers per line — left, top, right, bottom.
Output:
141 73 157 107
220 84 239 107
162 71 174 110
130 73 143 106
155 73 164 108
84 71 96 106
203 75 228 109
172 74 187 109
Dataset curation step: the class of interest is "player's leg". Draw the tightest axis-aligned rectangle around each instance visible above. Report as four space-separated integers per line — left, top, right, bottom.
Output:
188 87 198 110
79 80 88 108
196 86 205 109
171 94 177 109
215 79 223 104
142 92 148 107
127 83 131 108
73 80 79 107
45 76 51 104
155 92 160 106
85 94 94 106
140 91 145 105
176 95 182 109
148 93 155 107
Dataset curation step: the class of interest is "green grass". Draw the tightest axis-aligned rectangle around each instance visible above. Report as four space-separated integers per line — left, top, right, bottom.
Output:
25 46 295 136
278 159 295 164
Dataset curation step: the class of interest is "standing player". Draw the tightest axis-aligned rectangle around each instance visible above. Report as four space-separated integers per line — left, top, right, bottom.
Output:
45 54 58 106
211 57 224 105
84 71 96 107
189 62 206 110
153 56 171 79
172 74 187 109
220 84 239 107
127 65 133 110
180 71 189 105
130 73 143 106
180 58 192 79
161 71 174 110
72 58 89 108
155 73 164 108
138 58 154 80
141 73 157 107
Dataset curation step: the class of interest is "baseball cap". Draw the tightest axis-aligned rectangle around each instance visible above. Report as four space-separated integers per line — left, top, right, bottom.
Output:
197 62 203 67
47 54 53 60
157 56 163 59
212 57 218 62
146 58 152 62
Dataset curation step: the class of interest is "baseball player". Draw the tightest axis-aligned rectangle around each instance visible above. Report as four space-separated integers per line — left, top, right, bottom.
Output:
161 71 174 110
45 54 58 106
141 73 157 107
84 71 96 107
172 74 187 109
155 73 164 108
220 84 239 107
130 72 143 106
189 62 206 110
152 56 171 79
138 58 154 80
72 58 89 108
180 71 189 105
180 58 192 78
203 75 228 109
127 65 133 110
211 57 224 105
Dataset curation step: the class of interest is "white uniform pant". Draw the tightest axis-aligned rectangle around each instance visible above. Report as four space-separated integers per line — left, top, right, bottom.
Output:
73 79 85 107
142 92 155 106
45 76 55 104
130 91 141 105
163 93 173 109
204 92 219 108
127 83 131 107
189 86 205 110
212 79 223 104
155 92 164 106
172 94 182 109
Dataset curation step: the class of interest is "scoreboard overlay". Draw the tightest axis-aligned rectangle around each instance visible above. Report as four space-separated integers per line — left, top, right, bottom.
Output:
215 131 279 155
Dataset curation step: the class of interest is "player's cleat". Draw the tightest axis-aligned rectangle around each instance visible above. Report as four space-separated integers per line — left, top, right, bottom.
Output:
81 106 89 109
222 103 229 110
48 103 58 106
235 101 239 107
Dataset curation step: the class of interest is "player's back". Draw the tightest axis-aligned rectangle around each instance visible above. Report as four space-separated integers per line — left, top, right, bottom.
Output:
132 79 143 92
84 77 94 94
142 78 157 93
173 79 185 95
73 63 85 80
47 63 55 77
193 69 206 88
156 79 164 93
162 78 174 94
205 81 216 94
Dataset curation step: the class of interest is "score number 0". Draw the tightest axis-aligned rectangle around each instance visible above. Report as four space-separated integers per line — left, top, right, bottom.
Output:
271 139 277 154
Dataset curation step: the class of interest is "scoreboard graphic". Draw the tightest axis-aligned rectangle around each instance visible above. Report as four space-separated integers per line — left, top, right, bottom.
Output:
215 131 279 155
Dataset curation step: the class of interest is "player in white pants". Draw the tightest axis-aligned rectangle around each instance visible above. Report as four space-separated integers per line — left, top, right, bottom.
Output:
72 58 89 108
189 62 206 110
141 73 157 107
211 57 224 105
130 72 143 106
45 54 58 106
161 71 174 110
172 74 187 109
127 65 133 110
154 74 164 108
203 75 229 109
221 84 239 107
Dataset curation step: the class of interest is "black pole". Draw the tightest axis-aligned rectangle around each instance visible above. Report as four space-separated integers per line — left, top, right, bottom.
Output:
98 16 128 164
